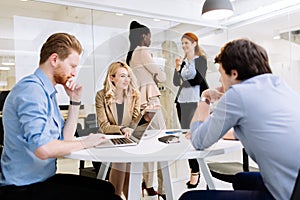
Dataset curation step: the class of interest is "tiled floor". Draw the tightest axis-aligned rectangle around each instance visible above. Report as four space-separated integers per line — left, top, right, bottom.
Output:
56 151 245 199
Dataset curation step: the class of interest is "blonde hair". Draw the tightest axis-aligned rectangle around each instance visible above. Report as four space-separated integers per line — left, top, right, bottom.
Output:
103 61 138 104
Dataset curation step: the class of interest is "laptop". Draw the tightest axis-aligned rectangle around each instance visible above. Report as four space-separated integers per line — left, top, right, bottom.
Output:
95 110 156 148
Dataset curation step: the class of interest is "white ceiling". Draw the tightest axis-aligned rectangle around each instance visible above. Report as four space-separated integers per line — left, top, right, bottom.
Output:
1 0 300 56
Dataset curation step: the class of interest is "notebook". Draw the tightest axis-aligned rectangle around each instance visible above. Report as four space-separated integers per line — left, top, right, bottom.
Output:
95 110 156 148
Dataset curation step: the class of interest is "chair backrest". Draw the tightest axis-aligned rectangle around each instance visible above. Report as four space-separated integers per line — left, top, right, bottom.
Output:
0 114 3 157
290 169 300 200
84 113 97 129
0 117 3 147
242 148 249 171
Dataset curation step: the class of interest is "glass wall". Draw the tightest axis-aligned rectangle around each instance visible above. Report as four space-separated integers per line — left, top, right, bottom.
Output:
1 0 300 128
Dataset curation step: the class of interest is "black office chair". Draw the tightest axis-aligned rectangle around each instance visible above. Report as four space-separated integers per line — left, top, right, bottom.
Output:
291 168 300 200
84 113 97 129
75 123 98 178
0 116 4 159
207 148 259 184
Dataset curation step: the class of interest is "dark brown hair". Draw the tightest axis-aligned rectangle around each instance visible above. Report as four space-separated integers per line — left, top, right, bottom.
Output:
39 32 83 65
126 21 151 65
214 38 272 80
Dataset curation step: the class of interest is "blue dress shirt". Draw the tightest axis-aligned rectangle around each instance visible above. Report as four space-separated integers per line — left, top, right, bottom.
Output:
190 74 300 200
0 68 64 186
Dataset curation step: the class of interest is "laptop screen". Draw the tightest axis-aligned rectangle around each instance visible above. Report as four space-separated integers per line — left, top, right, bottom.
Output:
131 111 156 141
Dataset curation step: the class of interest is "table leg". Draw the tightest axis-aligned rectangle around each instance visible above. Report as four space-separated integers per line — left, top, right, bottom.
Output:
128 162 143 200
197 158 216 189
160 161 174 199
97 162 110 180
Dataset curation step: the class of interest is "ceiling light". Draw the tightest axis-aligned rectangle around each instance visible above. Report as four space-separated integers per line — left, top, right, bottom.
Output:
202 0 234 20
153 18 161 22
115 13 124 16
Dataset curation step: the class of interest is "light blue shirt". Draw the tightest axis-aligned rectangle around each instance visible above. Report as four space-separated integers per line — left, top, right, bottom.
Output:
178 57 200 103
190 74 300 200
0 68 64 186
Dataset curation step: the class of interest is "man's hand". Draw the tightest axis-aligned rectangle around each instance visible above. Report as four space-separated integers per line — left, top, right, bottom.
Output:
201 88 224 103
64 79 83 102
81 133 106 149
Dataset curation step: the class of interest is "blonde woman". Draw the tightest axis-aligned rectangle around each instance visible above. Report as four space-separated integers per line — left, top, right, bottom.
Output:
95 61 140 198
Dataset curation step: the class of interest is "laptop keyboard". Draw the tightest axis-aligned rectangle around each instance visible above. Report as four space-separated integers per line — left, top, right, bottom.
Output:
111 137 134 145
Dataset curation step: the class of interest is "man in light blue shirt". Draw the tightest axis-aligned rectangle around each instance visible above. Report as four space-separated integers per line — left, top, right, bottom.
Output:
180 38 300 200
1 68 64 185
0 32 120 200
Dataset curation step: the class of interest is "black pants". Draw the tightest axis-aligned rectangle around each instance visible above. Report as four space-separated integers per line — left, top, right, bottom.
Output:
176 102 199 173
0 173 122 200
179 172 274 200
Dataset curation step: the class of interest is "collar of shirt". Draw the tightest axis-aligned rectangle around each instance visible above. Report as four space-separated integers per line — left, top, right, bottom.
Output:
184 56 199 65
34 68 57 98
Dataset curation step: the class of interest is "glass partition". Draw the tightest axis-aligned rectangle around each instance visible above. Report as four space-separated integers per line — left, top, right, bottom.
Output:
1 0 300 129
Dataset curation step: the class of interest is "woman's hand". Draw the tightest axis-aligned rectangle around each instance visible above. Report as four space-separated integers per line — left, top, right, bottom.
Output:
175 57 183 71
185 131 191 139
121 127 133 138
146 97 161 110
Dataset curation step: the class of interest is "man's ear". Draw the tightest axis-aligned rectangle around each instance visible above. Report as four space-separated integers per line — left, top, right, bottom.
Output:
49 53 58 66
231 69 238 78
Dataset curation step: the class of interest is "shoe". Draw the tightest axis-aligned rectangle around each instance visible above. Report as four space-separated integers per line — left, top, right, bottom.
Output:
186 172 200 189
142 181 158 196
158 193 166 200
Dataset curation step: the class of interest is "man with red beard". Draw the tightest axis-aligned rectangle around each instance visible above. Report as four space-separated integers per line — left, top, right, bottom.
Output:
0 33 121 200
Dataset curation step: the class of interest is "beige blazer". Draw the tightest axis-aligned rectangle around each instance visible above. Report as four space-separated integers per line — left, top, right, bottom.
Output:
95 89 140 134
130 46 166 108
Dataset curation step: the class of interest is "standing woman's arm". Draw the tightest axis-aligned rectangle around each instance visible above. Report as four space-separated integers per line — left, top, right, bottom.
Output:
187 57 207 86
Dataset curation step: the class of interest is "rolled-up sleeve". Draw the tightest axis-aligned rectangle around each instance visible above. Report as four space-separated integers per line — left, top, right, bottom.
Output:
17 84 60 151
190 88 244 150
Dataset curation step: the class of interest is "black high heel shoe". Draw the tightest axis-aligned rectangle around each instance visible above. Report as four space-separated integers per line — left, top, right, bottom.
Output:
142 181 158 196
158 193 166 200
186 172 200 189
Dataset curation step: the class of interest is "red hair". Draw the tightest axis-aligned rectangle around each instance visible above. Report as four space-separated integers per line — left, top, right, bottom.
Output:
182 32 198 43
181 32 206 58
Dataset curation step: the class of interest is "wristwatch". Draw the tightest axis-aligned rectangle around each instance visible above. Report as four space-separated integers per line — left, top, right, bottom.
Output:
200 97 210 105
70 100 81 106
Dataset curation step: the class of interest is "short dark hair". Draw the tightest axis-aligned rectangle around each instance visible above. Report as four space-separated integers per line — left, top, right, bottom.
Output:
39 32 83 65
214 38 272 80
